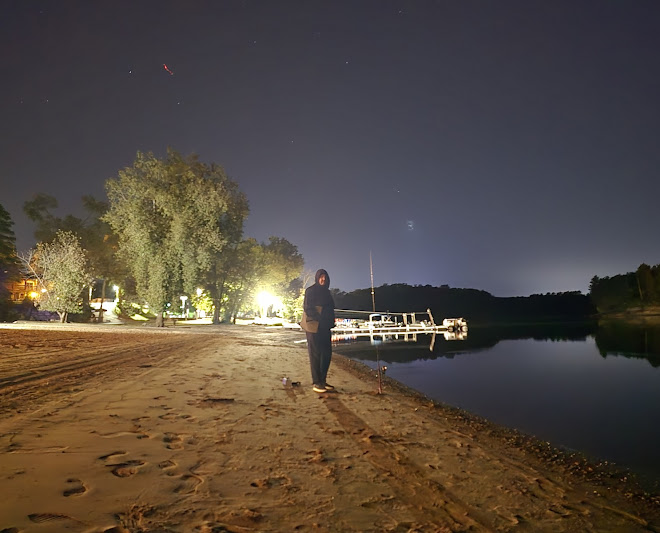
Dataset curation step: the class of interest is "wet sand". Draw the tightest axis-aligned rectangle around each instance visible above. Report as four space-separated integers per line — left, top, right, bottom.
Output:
0 323 659 532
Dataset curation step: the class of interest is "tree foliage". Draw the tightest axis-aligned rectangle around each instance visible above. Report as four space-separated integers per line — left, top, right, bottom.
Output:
0 203 18 320
260 236 304 319
216 238 264 322
23 231 90 323
202 236 304 323
261 237 304 291
23 193 121 320
590 263 660 312
104 149 248 326
0 203 17 268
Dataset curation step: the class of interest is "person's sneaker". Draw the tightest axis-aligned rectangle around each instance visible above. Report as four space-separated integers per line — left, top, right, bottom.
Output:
323 383 335 391
312 384 327 393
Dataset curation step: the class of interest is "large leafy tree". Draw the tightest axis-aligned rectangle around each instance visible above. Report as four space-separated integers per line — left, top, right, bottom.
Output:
80 196 122 321
0 203 17 268
104 149 248 326
261 237 304 290
636 263 655 303
217 238 264 323
23 193 120 322
0 204 18 318
214 236 304 323
259 236 304 318
22 231 90 323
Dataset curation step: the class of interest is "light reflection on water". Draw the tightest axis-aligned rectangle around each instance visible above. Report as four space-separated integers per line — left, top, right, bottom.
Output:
333 326 660 487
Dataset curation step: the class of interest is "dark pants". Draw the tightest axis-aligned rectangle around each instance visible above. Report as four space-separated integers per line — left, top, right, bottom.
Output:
306 329 332 385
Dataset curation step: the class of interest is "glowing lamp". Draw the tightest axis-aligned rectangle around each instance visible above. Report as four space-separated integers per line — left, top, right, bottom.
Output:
256 291 275 308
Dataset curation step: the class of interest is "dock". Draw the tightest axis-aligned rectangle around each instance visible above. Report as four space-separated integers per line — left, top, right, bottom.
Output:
331 309 468 341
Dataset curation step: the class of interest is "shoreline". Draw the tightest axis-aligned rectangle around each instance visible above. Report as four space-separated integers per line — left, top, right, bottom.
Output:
332 348 660 495
1 323 659 531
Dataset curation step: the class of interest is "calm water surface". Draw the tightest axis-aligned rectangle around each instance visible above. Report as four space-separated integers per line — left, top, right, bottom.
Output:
332 323 660 487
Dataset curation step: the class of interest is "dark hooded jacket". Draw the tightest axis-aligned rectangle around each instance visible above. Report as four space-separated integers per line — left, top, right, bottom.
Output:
303 269 335 331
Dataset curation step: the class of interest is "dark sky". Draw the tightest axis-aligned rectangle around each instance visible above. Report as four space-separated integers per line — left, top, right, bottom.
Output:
2 1 660 296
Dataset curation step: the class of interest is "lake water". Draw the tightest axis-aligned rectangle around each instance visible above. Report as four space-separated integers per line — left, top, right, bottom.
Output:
332 322 660 488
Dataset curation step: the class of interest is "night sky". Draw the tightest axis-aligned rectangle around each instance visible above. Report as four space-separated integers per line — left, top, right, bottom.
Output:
3 1 660 297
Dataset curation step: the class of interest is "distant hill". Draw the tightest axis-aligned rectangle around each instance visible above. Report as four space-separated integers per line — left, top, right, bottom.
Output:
332 284 596 325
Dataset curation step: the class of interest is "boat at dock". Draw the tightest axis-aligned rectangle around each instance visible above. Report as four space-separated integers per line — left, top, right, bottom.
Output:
331 308 467 340
328 254 467 343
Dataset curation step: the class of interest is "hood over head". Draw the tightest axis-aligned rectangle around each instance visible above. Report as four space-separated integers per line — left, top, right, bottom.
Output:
315 268 330 288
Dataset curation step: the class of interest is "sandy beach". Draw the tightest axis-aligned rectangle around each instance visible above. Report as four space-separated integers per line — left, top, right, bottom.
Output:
0 323 659 532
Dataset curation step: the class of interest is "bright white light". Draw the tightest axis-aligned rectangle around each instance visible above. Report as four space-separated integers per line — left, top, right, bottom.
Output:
196 288 203 296
256 291 284 319
257 291 275 308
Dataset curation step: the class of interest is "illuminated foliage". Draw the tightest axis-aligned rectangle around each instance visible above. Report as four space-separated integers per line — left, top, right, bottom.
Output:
261 237 304 290
28 231 90 323
23 193 121 321
217 238 264 322
189 200 304 322
207 236 304 323
104 149 248 326
259 237 304 320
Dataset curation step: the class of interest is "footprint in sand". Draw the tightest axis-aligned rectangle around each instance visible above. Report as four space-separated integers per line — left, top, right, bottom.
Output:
163 432 184 450
158 459 178 476
109 460 146 478
98 450 127 461
63 478 88 497
173 473 203 494
159 412 196 422
98 451 147 478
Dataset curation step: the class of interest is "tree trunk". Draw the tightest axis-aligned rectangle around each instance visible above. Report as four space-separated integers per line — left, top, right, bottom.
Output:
156 311 165 327
211 279 226 325
230 299 241 324
81 285 91 322
97 279 107 323
59 311 68 323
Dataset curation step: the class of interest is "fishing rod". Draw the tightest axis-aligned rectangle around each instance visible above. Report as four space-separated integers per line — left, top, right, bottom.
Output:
370 251 383 395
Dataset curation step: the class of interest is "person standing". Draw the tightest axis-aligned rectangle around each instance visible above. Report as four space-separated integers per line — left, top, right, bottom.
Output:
302 269 335 393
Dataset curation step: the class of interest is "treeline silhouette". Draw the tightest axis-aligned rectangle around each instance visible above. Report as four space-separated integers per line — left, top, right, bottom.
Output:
332 284 595 325
590 263 660 312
